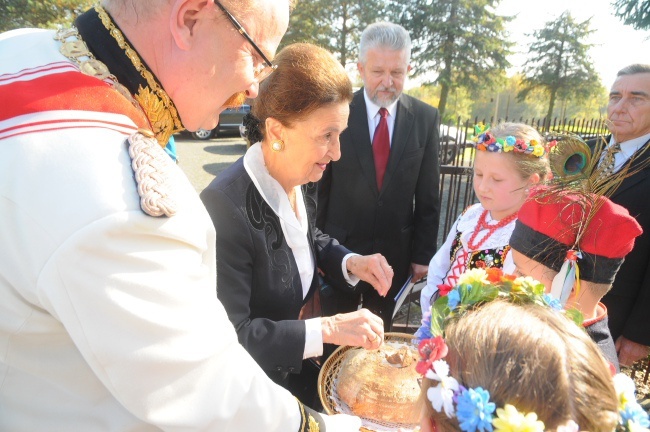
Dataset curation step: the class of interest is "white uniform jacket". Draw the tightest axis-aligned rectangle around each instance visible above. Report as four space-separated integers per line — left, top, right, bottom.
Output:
0 28 304 431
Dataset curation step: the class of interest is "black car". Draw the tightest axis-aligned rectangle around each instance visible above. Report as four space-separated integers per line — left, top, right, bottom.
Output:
191 104 251 140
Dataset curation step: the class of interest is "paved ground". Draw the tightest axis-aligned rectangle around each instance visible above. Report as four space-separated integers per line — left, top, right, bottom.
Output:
175 132 246 193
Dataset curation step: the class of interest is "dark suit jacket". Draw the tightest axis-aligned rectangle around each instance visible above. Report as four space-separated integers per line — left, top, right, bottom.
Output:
200 158 353 381
590 136 650 345
317 89 441 313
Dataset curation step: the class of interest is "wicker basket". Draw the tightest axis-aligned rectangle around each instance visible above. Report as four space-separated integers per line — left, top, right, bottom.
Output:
317 332 420 432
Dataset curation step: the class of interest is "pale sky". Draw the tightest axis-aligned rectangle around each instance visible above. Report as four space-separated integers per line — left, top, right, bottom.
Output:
496 0 650 90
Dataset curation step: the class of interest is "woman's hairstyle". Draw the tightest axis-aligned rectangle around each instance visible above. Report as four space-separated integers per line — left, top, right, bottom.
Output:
244 43 352 143
478 122 551 181
358 22 411 64
421 300 619 431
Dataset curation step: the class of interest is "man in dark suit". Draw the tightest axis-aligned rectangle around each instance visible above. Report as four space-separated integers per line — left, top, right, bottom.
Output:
593 64 650 367
317 22 440 331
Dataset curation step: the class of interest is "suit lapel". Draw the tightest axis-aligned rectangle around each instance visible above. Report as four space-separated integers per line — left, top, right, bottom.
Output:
380 95 413 195
612 138 650 198
348 90 380 195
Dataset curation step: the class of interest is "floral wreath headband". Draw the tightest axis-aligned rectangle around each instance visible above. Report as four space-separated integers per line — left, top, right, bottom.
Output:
471 123 555 158
414 268 650 432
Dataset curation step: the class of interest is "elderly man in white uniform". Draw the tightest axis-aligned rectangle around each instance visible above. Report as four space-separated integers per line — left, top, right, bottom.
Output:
0 0 360 431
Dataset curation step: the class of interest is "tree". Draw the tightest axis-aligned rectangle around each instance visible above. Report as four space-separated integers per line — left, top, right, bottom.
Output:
392 0 514 120
281 0 385 67
1 0 94 32
612 0 650 30
470 75 543 122
518 11 602 130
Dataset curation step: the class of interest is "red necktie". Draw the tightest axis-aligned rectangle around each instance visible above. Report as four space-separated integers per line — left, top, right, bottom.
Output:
372 108 390 189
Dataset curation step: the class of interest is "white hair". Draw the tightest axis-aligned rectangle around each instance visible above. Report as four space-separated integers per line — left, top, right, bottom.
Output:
358 22 411 64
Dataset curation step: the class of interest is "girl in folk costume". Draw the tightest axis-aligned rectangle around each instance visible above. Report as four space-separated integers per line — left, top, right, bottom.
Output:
420 122 551 309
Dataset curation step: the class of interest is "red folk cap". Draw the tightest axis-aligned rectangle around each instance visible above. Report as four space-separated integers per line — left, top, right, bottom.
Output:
509 187 642 284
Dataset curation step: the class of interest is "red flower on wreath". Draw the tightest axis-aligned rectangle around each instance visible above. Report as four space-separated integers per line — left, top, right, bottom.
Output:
484 133 497 145
416 336 449 375
485 267 504 283
485 267 516 283
437 283 453 296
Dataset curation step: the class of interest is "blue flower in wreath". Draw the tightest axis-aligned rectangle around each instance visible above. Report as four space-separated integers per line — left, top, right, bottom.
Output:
456 387 496 432
542 294 562 311
447 289 461 310
414 311 433 342
620 401 650 428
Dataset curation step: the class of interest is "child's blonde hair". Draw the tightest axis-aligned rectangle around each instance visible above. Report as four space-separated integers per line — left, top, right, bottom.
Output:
420 300 619 431
481 122 551 181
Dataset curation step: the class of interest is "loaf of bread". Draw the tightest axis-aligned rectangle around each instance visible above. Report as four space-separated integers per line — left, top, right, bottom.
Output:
336 344 420 424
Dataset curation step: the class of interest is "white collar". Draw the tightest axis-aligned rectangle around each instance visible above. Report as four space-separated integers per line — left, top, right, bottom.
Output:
243 143 308 237
610 132 650 157
243 143 314 297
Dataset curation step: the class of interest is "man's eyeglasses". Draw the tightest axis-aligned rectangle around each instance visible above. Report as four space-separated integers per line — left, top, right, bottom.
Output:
215 1 276 83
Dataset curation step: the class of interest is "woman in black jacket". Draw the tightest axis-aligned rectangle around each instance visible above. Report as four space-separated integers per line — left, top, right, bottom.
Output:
200 43 393 407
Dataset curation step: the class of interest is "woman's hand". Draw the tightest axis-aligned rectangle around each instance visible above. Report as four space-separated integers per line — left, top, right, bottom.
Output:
321 309 384 350
346 254 393 297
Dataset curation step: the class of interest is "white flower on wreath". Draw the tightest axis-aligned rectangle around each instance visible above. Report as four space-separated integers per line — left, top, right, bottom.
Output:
512 276 540 288
613 373 637 410
425 360 459 418
457 268 489 286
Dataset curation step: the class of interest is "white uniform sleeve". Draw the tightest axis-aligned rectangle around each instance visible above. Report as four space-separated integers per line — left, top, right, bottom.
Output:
420 217 461 311
39 209 304 431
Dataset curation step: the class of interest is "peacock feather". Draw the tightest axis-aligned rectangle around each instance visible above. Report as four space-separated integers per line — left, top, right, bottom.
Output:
548 133 593 181
539 131 650 248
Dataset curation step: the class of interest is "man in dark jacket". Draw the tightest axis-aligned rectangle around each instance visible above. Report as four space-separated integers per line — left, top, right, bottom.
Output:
592 64 650 367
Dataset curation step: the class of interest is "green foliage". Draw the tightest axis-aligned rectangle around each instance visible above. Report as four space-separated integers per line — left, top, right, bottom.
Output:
469 74 607 121
613 0 650 31
429 296 449 337
405 85 441 108
0 0 94 32
281 0 386 67
395 0 514 118
424 269 583 340
518 12 602 129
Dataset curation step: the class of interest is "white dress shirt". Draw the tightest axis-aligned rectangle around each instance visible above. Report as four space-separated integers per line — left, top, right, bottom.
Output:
364 90 399 147
607 132 650 173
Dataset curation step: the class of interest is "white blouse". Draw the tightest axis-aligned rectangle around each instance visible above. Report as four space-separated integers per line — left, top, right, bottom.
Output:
243 143 357 359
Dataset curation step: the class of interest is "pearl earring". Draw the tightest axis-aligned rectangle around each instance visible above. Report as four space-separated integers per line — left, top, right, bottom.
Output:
271 140 285 152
